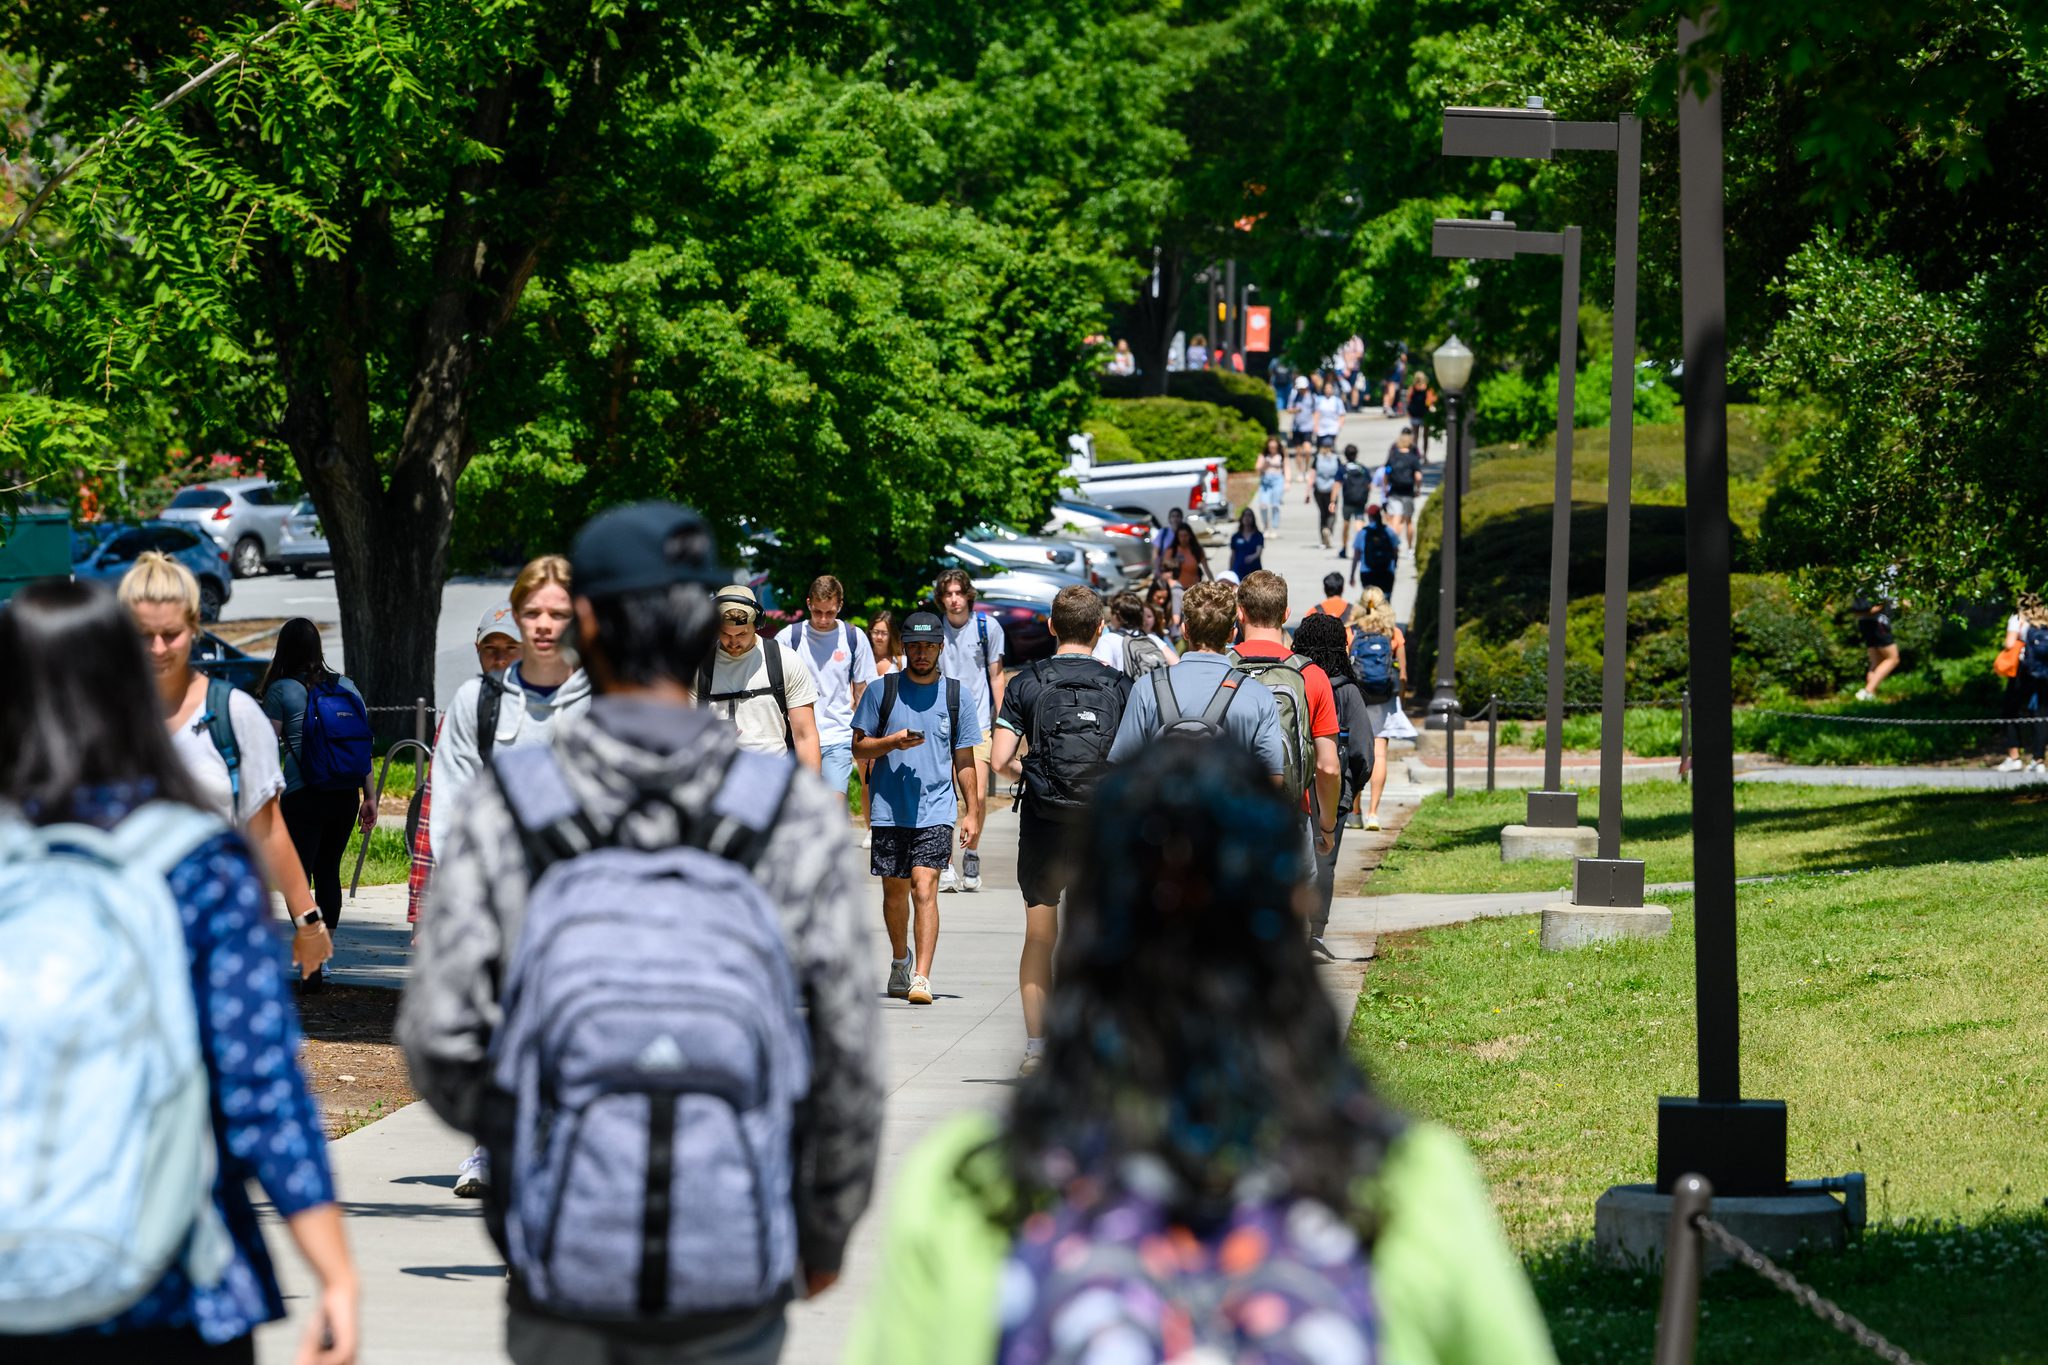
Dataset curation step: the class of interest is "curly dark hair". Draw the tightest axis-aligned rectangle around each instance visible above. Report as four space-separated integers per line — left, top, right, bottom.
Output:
1291 609 1357 687
975 741 1402 1235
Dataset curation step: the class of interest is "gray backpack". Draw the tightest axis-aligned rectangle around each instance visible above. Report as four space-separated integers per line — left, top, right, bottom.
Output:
485 743 808 1320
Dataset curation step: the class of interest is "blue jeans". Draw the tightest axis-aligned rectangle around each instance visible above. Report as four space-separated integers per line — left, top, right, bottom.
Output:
821 740 854 799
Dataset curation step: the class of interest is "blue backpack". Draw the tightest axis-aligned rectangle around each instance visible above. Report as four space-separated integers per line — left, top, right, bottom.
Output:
485 744 809 1319
2026 625 2048 681
0 803 234 1331
1351 632 1398 702
1358 524 1399 573
300 676 374 791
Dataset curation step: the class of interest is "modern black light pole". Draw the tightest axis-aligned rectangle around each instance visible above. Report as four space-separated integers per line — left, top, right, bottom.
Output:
1443 96 1646 901
1425 335 1475 733
1660 11 1786 1197
1431 213 1582 832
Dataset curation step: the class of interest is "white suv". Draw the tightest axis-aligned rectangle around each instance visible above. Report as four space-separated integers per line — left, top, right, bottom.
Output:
159 477 296 579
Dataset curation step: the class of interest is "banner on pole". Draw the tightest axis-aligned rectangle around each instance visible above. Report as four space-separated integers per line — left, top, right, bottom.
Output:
1244 306 1271 352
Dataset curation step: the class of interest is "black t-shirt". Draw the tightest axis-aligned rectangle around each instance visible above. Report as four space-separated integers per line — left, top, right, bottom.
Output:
1329 675 1379 810
996 653 1133 821
1385 446 1422 495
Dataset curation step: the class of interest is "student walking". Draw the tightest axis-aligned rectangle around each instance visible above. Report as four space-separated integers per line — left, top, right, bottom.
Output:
988 588 1130 1076
1310 441 1342 549
1339 444 1374 556
1851 585 1904 701
858 611 905 846
935 570 1004 892
700 584 824 770
1996 594 2048 771
0 580 359 1365
1092 590 1177 678
1107 580 1284 771
1348 586 1408 831
1229 507 1265 579
1256 436 1288 528
260 619 376 952
1406 371 1435 458
119 552 330 981
1163 521 1210 588
1229 571 1343 869
406 601 521 932
1383 426 1424 549
794 576 876 809
1351 502 1400 595
846 742 1557 1365
852 611 985 1005
1291 610 1379 958
400 502 883 1365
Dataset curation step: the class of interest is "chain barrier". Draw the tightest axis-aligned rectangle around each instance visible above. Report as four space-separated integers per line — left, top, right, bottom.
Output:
1693 1215 1925 1365
1752 708 2048 727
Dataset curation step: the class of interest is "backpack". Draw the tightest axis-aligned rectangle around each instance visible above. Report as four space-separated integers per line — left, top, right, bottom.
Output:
874 673 963 749
298 675 374 792
1022 659 1126 815
1359 524 1398 573
477 671 509 763
999 1186 1379 1364
1332 675 1375 811
483 743 809 1320
698 640 794 752
1227 648 1314 798
1150 665 1243 740
2026 625 2048 681
1123 631 1170 680
0 803 235 1332
1385 450 1420 495
1342 461 1373 505
1351 632 1398 702
199 674 242 818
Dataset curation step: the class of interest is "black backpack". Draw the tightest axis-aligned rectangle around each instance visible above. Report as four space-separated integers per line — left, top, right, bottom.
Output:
2026 625 2048 680
1385 449 1420 495
1342 462 1373 505
697 640 794 752
1359 524 1398 573
1331 675 1375 811
873 673 963 749
1022 658 1127 814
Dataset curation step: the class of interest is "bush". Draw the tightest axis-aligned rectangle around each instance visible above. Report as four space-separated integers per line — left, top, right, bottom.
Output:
1098 368 1281 433
1081 418 1141 465
1096 397 1265 473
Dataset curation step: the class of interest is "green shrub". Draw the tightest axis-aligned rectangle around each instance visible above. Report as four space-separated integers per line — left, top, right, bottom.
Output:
1081 418 1142 465
1097 397 1264 473
1097 368 1281 433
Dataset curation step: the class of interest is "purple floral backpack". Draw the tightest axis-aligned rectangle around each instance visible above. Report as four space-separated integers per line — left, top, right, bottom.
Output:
996 1162 1379 1365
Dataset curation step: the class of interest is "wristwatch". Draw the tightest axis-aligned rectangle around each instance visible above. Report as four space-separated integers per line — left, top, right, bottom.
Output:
293 909 325 931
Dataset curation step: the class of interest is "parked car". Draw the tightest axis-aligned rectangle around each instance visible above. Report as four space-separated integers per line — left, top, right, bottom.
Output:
940 539 1090 604
274 498 332 577
960 519 1140 591
72 521 234 622
1060 430 1230 528
190 629 270 694
157 477 296 579
1043 498 1154 543
978 595 1054 664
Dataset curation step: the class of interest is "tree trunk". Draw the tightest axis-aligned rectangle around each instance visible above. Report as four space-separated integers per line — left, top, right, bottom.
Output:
1129 247 1186 397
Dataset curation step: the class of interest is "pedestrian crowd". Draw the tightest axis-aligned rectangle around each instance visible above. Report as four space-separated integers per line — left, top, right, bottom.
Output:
0 468 1565 1362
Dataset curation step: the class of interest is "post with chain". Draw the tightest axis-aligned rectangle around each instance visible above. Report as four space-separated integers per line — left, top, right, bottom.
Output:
1653 1173 1712 1365
414 696 428 750
1680 688 1691 784
1487 694 1500 792
1446 689 1458 800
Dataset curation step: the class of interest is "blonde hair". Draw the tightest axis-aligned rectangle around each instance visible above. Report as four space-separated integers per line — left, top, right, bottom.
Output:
1350 584 1396 637
118 551 201 628
511 554 572 612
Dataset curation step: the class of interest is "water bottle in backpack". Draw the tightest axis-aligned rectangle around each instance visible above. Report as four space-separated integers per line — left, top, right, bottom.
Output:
0 804 235 1332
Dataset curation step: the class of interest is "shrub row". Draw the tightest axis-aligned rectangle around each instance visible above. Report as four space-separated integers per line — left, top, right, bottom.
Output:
1087 397 1265 473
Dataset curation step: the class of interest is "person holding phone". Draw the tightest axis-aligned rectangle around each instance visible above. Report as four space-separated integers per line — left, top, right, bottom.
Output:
851 611 984 1007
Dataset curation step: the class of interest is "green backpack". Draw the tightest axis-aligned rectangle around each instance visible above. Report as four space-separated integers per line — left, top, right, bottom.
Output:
1227 648 1313 799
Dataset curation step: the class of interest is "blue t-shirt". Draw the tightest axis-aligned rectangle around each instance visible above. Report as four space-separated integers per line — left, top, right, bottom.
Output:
852 676 985 830
1107 653 1286 776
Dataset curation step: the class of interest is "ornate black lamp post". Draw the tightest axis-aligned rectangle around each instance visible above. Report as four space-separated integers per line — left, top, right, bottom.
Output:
1424 335 1474 732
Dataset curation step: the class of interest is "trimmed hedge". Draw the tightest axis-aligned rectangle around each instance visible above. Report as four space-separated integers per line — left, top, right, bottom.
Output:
1081 418 1142 465
1095 398 1265 473
1098 368 1281 434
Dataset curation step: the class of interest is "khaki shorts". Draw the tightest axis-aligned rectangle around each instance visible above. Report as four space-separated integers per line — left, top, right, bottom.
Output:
971 736 992 766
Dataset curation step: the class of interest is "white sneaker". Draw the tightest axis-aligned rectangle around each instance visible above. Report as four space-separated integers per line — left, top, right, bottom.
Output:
907 974 933 1005
1854 688 1873 701
886 956 913 999
860 829 873 849
1364 813 1382 832
962 850 982 892
1308 936 1336 962
1997 756 2025 772
454 1148 489 1199
2030 760 2046 773
938 865 959 893
1017 1052 1044 1077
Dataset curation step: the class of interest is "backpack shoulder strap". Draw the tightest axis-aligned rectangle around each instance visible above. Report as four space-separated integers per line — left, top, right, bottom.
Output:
695 652 716 704
1151 665 1182 727
876 673 901 736
106 801 235 882
491 744 605 877
1199 670 1243 728
693 749 795 872
203 675 242 813
763 640 793 752
477 672 505 763
948 678 963 749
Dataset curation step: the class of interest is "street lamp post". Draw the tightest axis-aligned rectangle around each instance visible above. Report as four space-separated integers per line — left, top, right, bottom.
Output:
1425 335 1474 733
1431 214 1583 834
1443 98 1646 898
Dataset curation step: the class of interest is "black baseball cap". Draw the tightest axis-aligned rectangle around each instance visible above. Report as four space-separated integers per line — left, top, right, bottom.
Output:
570 501 727 598
901 610 944 644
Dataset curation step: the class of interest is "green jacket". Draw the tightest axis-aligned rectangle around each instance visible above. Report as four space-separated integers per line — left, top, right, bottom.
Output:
847 1114 1556 1365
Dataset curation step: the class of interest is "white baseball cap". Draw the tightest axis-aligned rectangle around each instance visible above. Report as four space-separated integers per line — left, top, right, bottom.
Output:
476 600 518 644
1293 376 1310 391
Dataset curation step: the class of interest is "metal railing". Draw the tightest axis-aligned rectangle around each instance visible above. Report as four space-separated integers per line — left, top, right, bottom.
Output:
1654 1174 1926 1365
348 736 433 899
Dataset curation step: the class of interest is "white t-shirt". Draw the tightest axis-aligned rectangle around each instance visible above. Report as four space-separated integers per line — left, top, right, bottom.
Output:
171 685 287 826
1092 631 1128 672
707 636 820 756
796 620 879 746
940 612 1006 735
1314 392 1346 436
2009 614 2028 639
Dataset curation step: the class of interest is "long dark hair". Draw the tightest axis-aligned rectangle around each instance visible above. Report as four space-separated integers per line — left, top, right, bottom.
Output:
260 617 333 700
1292 610 1357 687
0 580 204 820
980 742 1401 1233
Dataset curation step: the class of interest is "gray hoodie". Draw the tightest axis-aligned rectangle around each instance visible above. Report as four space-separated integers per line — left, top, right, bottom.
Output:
397 697 883 1278
427 662 593 859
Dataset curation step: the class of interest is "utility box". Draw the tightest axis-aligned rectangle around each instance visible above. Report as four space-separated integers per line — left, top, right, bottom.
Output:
0 508 74 602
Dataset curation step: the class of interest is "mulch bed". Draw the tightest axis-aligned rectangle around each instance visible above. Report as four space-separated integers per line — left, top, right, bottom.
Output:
294 985 417 1139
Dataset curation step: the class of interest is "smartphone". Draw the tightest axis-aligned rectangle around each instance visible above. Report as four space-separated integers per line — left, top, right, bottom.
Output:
904 730 925 743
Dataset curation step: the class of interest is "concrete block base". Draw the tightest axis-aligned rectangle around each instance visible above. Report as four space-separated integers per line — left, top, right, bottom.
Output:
1540 901 1672 950
1594 1183 1847 1271
1500 823 1599 862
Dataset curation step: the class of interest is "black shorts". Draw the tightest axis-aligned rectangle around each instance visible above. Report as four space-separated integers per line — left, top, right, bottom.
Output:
1016 807 1081 908
870 824 953 879
1856 615 1895 649
1343 499 1368 520
1316 434 1339 449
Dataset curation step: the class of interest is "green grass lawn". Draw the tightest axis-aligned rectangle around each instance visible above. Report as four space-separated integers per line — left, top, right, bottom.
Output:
1365 780 2048 895
340 825 411 887
1354 799 2048 1361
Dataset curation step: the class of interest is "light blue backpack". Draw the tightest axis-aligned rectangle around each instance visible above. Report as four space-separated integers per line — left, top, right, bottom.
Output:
0 803 234 1332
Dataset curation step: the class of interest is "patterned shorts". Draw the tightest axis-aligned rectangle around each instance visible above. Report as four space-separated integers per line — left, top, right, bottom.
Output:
870 825 953 879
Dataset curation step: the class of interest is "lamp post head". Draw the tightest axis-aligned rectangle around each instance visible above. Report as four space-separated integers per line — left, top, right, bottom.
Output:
1442 103 1556 159
1432 216 1519 259
1433 336 1475 395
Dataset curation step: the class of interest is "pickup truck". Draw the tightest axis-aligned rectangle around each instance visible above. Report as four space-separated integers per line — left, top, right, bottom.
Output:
1061 432 1230 531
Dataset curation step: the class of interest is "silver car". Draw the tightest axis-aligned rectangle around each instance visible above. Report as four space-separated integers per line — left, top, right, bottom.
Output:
963 520 1140 592
940 540 1088 604
275 498 333 578
159 477 296 579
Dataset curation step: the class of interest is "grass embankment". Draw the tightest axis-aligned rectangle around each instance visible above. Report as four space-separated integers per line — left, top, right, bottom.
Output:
1355 785 2048 1361
1365 780 2048 895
